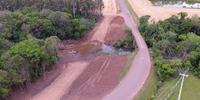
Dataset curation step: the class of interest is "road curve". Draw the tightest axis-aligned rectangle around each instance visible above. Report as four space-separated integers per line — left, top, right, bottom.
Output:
103 0 151 100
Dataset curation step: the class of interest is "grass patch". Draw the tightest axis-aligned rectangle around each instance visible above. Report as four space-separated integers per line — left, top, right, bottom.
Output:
119 50 137 80
156 74 200 100
134 66 158 100
156 77 180 100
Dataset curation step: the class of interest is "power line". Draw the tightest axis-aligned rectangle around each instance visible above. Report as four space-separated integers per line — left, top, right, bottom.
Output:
163 77 182 100
163 69 189 100
178 73 189 100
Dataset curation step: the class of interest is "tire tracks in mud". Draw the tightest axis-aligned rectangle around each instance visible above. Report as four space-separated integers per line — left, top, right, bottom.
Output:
66 56 112 100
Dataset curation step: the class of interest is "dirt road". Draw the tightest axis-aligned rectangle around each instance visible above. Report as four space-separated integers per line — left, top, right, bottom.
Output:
102 0 119 14
103 0 151 100
128 0 200 21
31 62 89 100
91 16 114 43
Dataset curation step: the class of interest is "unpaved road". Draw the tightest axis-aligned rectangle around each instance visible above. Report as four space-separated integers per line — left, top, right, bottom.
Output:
32 62 89 100
103 0 151 100
102 0 119 14
128 0 200 21
91 16 114 43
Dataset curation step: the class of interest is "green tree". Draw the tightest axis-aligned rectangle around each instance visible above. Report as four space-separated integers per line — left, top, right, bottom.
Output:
0 70 9 97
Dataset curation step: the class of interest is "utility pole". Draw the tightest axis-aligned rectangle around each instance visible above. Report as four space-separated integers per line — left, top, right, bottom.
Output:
72 0 77 17
178 73 188 100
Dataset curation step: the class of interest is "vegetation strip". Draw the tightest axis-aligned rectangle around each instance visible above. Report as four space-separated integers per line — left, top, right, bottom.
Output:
139 12 200 99
119 50 138 80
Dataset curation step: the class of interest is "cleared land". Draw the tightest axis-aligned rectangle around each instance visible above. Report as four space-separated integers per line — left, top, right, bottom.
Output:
128 0 200 21
9 14 131 100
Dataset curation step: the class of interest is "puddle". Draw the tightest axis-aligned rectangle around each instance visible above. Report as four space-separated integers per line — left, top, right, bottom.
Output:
99 44 133 55
151 0 200 8
59 41 133 59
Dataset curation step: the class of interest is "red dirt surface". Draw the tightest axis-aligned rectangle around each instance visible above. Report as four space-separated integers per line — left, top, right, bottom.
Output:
32 62 90 100
104 16 127 45
61 55 127 100
90 16 114 43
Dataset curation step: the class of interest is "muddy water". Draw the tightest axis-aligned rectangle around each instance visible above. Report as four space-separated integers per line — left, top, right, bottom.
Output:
59 41 132 60
150 0 200 8
100 44 132 55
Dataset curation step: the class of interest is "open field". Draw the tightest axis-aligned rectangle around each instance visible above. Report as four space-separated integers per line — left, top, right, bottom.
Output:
156 74 200 100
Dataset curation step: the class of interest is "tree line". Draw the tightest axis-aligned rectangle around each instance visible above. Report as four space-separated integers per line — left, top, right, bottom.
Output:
139 12 200 82
0 0 103 17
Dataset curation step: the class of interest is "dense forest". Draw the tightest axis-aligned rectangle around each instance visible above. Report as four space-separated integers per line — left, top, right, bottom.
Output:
139 12 200 83
0 0 103 98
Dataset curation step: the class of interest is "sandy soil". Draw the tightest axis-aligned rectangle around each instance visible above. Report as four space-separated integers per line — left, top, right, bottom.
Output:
32 62 89 100
90 16 114 43
128 0 200 22
102 0 119 14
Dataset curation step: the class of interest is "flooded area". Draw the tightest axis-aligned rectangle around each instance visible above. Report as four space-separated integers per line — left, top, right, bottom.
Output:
100 44 133 55
59 41 132 59
150 0 200 8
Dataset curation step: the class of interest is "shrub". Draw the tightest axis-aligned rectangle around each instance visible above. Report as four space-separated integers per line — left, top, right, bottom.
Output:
114 30 135 49
140 13 200 81
155 61 176 81
0 70 9 97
